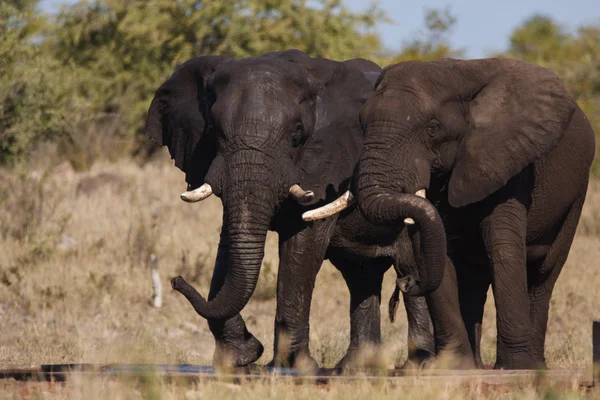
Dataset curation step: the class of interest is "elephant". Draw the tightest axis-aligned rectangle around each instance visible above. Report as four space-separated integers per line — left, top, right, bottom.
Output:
144 50 445 369
308 57 595 369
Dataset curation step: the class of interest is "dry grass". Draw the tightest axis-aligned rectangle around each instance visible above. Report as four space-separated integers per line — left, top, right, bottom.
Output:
1 149 599 398
1 375 596 400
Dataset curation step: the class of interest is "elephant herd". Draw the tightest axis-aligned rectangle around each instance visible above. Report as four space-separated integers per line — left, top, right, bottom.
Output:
145 49 595 371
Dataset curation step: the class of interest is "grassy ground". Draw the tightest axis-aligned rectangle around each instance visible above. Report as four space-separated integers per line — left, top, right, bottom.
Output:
1 149 600 398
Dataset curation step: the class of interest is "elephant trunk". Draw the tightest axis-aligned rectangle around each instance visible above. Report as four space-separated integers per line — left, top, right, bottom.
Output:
357 142 446 296
173 154 275 320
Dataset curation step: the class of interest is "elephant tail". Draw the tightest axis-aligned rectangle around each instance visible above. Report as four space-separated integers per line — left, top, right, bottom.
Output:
388 282 401 323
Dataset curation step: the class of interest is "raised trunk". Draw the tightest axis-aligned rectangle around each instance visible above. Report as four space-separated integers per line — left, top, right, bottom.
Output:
357 141 446 296
173 156 275 320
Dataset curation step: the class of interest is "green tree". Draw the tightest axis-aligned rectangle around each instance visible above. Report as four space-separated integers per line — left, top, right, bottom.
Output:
47 0 385 157
390 7 463 63
0 0 385 165
0 0 45 161
0 0 99 165
497 15 600 174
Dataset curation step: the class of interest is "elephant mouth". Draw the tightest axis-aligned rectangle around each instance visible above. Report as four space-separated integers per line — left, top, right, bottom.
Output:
288 184 315 205
396 275 418 294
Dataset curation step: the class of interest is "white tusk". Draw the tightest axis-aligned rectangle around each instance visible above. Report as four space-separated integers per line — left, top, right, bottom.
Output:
302 190 354 221
404 189 427 225
180 183 213 203
289 184 315 205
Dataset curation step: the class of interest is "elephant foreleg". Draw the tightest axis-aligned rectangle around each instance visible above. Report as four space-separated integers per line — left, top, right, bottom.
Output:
481 196 534 369
456 261 491 368
403 294 435 367
333 259 389 369
426 256 474 368
270 219 335 369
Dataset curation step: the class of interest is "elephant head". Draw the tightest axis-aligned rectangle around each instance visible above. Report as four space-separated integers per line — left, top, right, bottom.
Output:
145 50 379 320
305 58 577 296
358 58 575 204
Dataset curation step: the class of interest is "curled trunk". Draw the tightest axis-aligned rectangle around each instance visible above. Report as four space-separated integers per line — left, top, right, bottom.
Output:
358 190 446 295
173 158 274 320
357 141 446 296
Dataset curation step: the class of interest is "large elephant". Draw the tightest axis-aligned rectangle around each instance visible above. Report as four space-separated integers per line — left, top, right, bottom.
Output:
144 50 445 369
311 58 595 369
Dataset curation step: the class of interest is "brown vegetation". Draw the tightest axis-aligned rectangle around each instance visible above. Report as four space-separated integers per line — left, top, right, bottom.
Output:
0 151 599 398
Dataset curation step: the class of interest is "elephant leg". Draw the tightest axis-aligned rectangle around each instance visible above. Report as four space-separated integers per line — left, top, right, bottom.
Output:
270 220 335 369
529 195 585 368
426 257 474 368
334 259 389 369
402 294 435 367
457 261 491 368
481 198 534 369
208 231 264 368
527 270 559 370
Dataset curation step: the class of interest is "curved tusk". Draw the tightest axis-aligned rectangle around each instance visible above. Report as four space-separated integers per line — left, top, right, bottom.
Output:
289 184 315 205
181 183 213 203
404 189 427 225
302 190 354 221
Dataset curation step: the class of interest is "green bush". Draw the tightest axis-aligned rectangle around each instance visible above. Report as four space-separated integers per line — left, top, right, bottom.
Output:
1 0 385 165
1 3 599 175
495 15 600 174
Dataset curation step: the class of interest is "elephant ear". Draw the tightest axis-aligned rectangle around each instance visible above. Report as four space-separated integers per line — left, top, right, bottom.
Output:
296 59 381 202
448 59 576 208
145 55 232 188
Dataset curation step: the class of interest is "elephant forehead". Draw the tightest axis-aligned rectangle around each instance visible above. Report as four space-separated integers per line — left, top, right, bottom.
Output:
239 123 281 147
225 116 288 149
223 62 302 92
364 87 434 122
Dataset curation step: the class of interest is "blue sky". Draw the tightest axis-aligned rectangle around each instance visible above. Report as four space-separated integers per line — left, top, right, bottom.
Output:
346 0 600 57
40 0 600 58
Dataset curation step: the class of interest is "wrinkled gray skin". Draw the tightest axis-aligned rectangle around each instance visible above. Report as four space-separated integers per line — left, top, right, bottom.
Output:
145 50 445 369
356 58 595 369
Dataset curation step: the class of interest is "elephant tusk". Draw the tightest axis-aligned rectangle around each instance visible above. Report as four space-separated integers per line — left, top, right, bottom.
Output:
289 184 315 205
404 189 427 225
302 190 354 221
181 183 213 203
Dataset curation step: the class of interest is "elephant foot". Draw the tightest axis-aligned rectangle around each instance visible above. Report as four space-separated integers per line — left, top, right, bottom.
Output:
494 353 546 370
418 350 476 370
335 345 386 372
396 349 435 370
213 334 264 369
268 349 319 373
402 349 435 369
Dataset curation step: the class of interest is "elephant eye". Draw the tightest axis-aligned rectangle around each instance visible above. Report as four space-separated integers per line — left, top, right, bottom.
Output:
427 120 441 136
292 121 304 147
